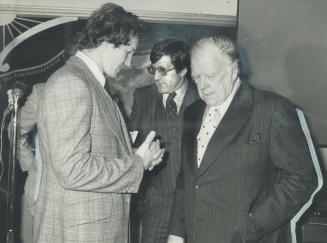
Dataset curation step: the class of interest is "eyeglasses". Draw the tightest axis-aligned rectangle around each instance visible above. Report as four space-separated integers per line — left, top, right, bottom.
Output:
147 65 175 76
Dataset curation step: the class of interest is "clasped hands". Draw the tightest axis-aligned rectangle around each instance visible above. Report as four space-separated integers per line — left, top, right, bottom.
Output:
135 131 165 171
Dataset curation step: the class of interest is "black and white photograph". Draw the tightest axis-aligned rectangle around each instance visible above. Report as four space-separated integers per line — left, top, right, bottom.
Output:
0 0 326 242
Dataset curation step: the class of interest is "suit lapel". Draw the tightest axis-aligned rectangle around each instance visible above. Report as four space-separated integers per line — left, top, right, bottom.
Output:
148 85 159 130
67 57 131 154
197 83 254 177
183 100 206 175
112 100 133 153
180 83 200 112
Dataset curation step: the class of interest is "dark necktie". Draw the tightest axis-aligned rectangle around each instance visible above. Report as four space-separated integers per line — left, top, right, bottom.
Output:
104 80 111 94
166 92 177 120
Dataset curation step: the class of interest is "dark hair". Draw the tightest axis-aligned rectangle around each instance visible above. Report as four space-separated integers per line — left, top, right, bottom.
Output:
150 39 191 81
76 3 145 50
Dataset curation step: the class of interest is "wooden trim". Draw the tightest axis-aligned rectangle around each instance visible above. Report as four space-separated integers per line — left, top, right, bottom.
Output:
0 4 237 27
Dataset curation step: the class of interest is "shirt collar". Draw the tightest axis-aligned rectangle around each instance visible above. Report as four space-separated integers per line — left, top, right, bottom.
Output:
75 50 106 87
162 80 188 103
205 77 241 117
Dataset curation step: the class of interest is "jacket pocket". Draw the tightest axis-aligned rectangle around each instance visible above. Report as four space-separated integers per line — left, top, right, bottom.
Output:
64 197 112 227
231 212 263 243
232 143 264 154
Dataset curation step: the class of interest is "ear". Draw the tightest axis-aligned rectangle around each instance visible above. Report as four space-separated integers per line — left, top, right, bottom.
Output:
229 61 239 78
179 68 187 77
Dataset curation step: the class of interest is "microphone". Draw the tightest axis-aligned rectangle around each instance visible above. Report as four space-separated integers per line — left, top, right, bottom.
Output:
12 81 26 101
4 81 27 118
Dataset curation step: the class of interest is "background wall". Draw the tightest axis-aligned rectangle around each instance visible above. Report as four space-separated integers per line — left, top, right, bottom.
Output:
238 0 327 145
1 0 237 26
1 0 237 16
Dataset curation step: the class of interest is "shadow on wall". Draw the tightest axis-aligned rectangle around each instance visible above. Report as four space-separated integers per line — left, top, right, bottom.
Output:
283 45 327 145
236 42 252 82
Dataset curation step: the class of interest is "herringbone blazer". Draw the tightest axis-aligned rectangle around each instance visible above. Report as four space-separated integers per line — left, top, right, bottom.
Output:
170 83 317 243
33 56 144 243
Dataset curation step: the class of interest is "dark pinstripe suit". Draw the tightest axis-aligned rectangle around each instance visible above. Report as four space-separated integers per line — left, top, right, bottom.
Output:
170 83 317 243
129 83 199 243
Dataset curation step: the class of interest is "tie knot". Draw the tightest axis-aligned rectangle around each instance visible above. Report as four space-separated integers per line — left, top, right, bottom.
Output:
167 92 177 103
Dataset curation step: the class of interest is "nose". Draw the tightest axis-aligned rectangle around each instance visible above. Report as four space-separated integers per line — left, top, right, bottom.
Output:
196 77 208 90
124 54 132 67
154 70 161 81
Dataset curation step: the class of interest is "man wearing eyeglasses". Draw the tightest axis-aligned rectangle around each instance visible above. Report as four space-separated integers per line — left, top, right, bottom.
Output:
129 39 199 243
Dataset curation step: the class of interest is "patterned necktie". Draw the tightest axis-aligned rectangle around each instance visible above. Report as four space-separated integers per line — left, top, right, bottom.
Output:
197 107 221 167
166 92 177 120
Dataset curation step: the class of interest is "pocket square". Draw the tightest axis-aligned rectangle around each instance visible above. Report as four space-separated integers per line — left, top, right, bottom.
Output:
249 133 261 144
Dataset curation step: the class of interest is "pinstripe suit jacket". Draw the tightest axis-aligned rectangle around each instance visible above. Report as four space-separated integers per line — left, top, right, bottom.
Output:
129 83 199 242
33 56 144 243
170 83 317 243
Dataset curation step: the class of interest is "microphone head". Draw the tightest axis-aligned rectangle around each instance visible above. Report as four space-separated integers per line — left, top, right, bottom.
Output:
12 81 26 98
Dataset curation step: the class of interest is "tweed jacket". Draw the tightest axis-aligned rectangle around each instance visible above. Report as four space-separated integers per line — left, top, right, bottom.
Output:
33 56 144 243
16 83 45 215
170 83 317 243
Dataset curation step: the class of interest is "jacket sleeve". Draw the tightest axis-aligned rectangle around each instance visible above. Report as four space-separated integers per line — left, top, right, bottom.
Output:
249 98 317 234
16 84 44 172
127 88 148 147
41 73 144 193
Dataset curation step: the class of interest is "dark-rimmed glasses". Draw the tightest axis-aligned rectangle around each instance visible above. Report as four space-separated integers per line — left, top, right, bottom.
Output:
147 65 175 76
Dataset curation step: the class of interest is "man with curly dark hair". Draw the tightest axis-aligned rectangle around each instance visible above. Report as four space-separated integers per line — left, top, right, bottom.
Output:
31 3 164 242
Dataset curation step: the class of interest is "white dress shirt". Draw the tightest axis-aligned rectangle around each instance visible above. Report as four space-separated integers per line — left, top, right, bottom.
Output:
197 79 241 167
162 81 188 113
75 51 105 87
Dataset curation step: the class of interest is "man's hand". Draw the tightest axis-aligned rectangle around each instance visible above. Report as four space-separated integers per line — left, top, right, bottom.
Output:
135 131 165 170
167 235 184 243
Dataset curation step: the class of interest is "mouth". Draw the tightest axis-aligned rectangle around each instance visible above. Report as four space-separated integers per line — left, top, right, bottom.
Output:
201 90 211 96
156 82 166 86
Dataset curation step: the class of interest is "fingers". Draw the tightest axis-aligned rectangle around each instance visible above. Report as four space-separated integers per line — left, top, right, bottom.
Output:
149 139 160 151
153 147 164 159
135 131 156 159
148 148 165 171
144 131 156 146
148 156 162 171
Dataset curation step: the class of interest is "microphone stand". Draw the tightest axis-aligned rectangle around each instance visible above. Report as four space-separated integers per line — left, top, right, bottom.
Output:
6 96 20 243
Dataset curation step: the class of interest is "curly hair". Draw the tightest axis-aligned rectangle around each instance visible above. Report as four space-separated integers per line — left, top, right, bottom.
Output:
76 3 145 50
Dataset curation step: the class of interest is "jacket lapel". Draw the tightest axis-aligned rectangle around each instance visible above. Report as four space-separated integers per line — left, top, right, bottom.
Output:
180 83 200 112
148 85 159 131
196 83 254 177
67 57 131 154
184 100 206 175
